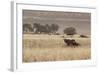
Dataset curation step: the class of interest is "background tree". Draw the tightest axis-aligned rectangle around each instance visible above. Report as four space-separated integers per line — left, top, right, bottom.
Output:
45 24 51 33
64 27 77 37
39 25 47 33
23 23 33 32
51 24 59 34
33 23 48 34
33 23 41 33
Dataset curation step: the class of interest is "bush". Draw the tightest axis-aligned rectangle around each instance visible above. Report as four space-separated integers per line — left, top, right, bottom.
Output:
80 35 88 38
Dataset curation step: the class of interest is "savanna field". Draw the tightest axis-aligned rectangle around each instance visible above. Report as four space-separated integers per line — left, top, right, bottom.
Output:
23 34 91 62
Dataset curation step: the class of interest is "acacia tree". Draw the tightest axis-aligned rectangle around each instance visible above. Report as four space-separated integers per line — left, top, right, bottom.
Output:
64 27 77 37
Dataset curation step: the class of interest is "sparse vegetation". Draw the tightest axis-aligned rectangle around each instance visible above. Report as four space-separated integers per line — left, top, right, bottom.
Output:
23 34 91 62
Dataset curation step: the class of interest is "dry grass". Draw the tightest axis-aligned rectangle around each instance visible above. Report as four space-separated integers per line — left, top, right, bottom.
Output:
23 34 91 62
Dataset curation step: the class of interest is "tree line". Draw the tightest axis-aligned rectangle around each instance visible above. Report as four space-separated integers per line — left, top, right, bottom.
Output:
23 23 77 36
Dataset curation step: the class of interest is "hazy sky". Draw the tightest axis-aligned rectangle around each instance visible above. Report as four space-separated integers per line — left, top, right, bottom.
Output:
23 10 91 35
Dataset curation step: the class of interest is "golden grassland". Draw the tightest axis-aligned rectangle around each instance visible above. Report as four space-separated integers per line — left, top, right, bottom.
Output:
23 34 91 62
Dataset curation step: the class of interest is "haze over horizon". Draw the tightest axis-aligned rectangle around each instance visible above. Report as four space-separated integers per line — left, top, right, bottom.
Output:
23 10 91 35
